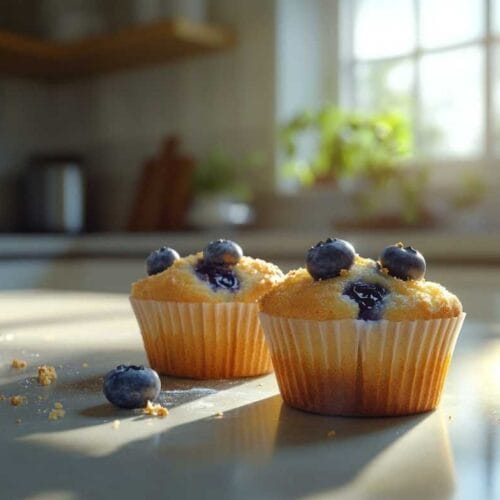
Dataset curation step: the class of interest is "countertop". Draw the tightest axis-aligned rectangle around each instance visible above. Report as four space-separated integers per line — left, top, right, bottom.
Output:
0 291 499 500
1 230 500 264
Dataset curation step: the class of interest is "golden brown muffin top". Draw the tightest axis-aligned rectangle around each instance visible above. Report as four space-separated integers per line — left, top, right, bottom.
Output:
260 255 462 321
131 252 284 303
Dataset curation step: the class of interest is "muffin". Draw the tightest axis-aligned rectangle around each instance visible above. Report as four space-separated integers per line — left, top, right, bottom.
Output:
259 239 465 416
130 239 283 379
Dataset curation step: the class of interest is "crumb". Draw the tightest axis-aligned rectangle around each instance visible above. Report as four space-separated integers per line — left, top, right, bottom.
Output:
37 365 57 385
0 395 6 401
257 383 263 387
327 430 336 438
82 362 89 368
379 266 390 276
38 395 44 401
449 415 452 420
10 395 26 406
143 400 169 417
215 411 224 418
16 418 22 424
112 420 120 429
11 358 28 369
48 402 65 421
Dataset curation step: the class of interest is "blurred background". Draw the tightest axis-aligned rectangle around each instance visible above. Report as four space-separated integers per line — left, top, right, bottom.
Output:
0 0 498 319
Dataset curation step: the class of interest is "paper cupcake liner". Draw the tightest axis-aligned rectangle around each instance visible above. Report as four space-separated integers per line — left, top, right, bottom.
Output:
130 298 273 379
260 313 465 416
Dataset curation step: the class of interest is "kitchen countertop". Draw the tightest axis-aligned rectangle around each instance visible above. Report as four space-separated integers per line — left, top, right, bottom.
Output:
0 291 499 500
1 230 500 264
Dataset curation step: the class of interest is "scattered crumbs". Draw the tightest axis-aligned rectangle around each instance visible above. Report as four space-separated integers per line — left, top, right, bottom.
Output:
327 430 337 438
143 400 169 417
37 365 58 386
11 358 28 369
15 418 22 424
112 420 121 429
10 395 27 406
48 402 65 421
82 362 89 368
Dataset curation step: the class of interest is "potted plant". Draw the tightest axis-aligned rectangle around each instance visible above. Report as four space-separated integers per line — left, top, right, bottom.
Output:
188 148 263 229
279 105 439 228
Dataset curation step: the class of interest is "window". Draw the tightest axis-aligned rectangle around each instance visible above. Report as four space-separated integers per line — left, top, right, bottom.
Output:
340 0 498 163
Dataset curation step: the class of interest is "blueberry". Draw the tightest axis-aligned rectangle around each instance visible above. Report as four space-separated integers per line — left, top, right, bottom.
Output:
103 365 161 409
306 238 356 280
203 240 243 267
343 281 388 321
379 243 426 281
195 260 240 292
146 247 180 276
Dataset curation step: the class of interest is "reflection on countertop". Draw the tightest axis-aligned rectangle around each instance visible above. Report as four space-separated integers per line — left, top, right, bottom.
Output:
0 291 499 499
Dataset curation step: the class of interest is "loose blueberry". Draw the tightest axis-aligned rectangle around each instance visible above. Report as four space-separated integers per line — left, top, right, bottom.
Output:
146 247 180 276
195 260 240 292
306 238 356 280
343 281 388 321
379 243 426 281
203 239 243 267
103 365 161 409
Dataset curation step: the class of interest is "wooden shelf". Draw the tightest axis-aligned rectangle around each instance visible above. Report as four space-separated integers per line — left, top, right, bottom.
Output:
0 18 236 80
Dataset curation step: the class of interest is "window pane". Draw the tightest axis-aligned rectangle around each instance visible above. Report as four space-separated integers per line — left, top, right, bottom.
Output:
419 0 483 49
354 59 414 119
419 47 484 158
354 0 415 60
492 43 500 154
494 0 500 36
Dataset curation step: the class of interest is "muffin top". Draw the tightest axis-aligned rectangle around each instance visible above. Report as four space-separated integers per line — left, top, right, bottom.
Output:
131 239 284 303
260 239 462 321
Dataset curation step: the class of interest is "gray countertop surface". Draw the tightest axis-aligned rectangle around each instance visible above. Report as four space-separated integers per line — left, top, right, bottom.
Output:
0 230 500 263
0 291 498 500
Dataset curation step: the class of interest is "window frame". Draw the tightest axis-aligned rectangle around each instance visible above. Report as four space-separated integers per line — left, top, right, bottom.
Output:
339 0 498 181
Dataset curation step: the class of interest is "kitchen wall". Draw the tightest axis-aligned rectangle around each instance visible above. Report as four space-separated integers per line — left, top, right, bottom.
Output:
0 0 278 231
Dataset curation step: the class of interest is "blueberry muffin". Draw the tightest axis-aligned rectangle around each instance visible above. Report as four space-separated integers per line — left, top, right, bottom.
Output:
130 240 283 379
259 239 465 416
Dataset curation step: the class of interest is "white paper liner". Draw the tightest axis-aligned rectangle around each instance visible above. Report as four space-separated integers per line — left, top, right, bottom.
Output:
130 298 273 379
260 312 465 416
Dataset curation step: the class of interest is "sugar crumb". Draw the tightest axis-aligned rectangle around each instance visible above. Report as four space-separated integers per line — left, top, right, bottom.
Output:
143 400 169 417
11 358 28 369
37 365 57 386
10 395 26 406
112 420 121 429
327 430 336 438
48 402 65 421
